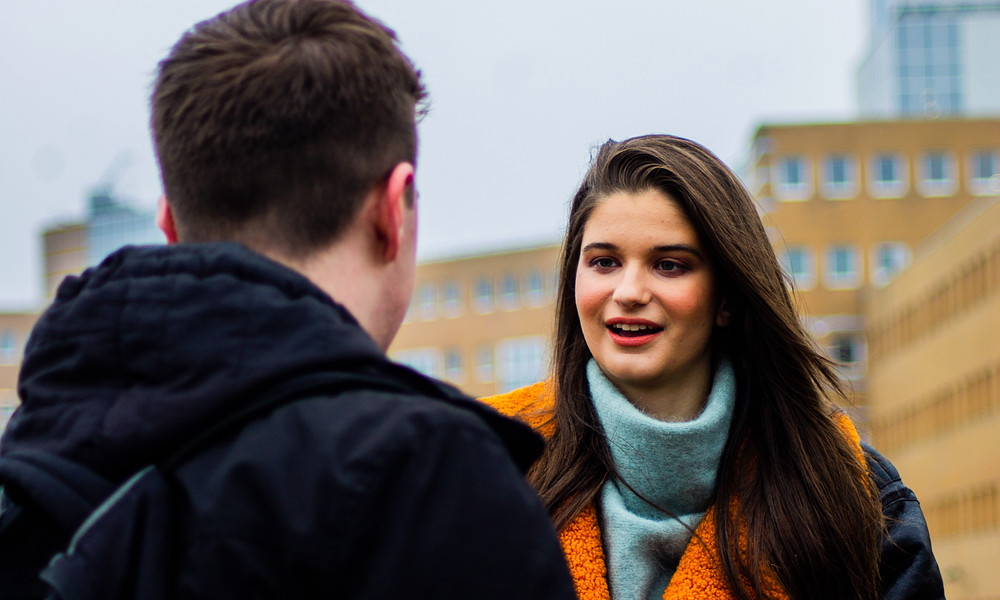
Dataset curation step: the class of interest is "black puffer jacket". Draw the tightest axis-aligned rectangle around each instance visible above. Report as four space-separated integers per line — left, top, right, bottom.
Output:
0 243 575 599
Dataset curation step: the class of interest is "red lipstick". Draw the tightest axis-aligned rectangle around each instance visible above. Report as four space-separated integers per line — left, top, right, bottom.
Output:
605 318 663 347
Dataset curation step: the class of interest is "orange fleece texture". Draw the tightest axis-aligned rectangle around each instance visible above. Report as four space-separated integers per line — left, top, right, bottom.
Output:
482 383 865 600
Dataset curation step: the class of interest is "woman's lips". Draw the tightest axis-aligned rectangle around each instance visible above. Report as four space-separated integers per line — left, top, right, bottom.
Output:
606 319 663 346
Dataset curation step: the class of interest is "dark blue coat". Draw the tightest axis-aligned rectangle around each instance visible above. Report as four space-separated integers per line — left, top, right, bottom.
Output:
864 443 946 600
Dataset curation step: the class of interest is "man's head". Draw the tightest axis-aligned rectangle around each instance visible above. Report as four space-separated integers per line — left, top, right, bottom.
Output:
151 0 425 258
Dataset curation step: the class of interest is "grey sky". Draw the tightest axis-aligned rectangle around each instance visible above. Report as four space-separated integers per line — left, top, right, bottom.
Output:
0 0 866 309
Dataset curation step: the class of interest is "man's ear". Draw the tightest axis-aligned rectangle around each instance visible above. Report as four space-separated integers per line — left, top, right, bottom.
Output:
716 298 732 327
156 195 179 244
373 162 415 262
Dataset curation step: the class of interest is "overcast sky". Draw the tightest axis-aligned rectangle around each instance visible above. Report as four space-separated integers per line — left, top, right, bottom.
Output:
0 0 868 310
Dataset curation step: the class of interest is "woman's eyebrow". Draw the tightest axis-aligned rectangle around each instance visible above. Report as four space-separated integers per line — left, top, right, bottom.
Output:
653 244 703 258
582 242 704 258
581 242 618 253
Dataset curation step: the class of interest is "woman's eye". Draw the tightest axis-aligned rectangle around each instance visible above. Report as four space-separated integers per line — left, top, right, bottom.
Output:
657 259 683 272
592 257 617 269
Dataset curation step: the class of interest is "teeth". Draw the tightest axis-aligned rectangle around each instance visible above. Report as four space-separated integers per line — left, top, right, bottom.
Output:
617 323 650 331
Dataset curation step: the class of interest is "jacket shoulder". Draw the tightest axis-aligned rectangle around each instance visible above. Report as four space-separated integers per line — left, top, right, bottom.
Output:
861 442 947 600
480 381 555 435
174 387 573 598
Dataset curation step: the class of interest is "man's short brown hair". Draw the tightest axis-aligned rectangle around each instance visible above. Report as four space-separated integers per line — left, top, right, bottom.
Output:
151 0 426 256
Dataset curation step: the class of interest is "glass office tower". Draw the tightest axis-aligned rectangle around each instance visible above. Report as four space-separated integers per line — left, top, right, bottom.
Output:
858 0 1000 117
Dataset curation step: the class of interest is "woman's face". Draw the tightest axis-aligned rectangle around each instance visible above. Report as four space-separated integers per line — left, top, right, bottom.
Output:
575 189 726 400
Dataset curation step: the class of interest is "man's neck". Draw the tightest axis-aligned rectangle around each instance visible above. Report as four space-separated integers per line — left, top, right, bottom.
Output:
268 238 392 351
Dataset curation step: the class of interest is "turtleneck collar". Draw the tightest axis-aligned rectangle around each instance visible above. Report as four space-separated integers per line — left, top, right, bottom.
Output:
588 357 735 515
587 357 736 600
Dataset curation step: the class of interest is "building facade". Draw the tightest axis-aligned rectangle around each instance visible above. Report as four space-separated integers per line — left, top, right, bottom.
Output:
0 312 39 431
747 118 1000 410
41 192 160 301
858 0 1000 117
43 223 88 301
389 244 560 398
865 197 1000 599
86 190 162 267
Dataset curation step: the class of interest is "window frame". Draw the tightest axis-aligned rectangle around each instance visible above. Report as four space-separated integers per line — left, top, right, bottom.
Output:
780 245 817 291
869 152 909 198
821 154 858 200
918 150 956 197
772 155 813 202
823 244 862 290
968 149 999 196
441 280 463 318
499 273 520 311
472 278 494 314
870 242 912 287
416 283 436 321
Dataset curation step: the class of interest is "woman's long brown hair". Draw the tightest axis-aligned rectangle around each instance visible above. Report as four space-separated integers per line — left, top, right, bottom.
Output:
531 135 883 600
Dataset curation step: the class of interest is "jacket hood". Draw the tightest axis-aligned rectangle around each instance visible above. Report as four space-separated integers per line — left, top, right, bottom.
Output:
4 243 382 478
1 243 541 504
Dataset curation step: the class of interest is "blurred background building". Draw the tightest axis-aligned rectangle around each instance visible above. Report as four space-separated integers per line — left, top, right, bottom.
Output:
746 118 1000 405
858 0 1000 118
389 244 559 398
866 196 999 596
744 117 1000 597
43 190 160 300
0 312 38 431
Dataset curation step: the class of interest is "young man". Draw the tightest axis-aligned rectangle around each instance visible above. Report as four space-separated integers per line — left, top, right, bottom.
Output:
0 1 575 597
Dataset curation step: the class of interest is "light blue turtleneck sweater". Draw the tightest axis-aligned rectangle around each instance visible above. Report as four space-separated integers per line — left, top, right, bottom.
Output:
587 358 735 600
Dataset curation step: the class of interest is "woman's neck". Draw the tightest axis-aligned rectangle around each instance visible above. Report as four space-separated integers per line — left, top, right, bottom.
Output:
605 360 714 422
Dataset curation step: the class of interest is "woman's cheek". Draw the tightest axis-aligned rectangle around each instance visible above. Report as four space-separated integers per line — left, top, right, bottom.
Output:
575 274 606 321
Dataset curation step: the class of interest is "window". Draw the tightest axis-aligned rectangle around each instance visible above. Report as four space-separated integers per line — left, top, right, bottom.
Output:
830 334 859 364
393 347 443 378
773 156 812 201
416 283 436 321
783 158 803 186
824 245 861 289
871 242 911 287
441 281 462 318
495 336 547 393
779 246 816 290
827 332 865 380
869 153 907 198
499 273 520 310
0 332 16 364
919 151 954 197
472 278 494 314
875 155 898 182
969 150 999 195
0 331 18 365
925 153 946 182
474 345 494 382
971 151 997 181
524 270 546 307
827 156 847 183
444 349 463 383
822 154 857 199
0 404 15 434
895 15 962 117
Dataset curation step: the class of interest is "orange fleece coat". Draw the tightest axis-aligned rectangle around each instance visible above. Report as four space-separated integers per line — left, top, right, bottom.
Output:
483 382 866 600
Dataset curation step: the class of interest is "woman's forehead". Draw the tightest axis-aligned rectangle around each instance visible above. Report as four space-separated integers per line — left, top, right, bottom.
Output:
582 190 699 243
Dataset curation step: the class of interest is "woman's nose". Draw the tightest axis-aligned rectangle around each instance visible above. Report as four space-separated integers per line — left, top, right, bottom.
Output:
612 264 651 307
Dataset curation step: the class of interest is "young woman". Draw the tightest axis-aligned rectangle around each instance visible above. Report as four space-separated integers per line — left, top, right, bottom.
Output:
484 135 943 600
